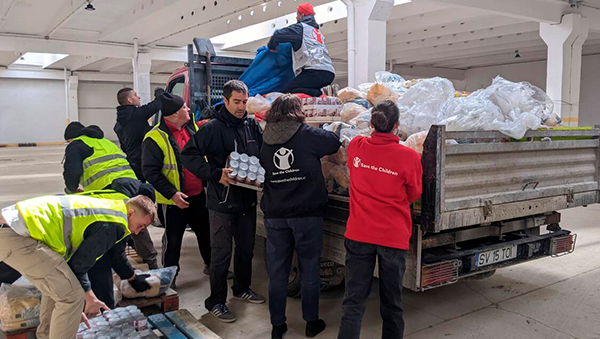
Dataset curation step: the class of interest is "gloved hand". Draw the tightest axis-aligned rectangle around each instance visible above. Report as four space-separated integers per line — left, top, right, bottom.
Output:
129 274 151 292
154 87 165 98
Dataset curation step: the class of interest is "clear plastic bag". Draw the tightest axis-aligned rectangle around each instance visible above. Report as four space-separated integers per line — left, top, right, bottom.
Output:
340 126 371 146
264 92 283 104
375 71 407 94
397 77 456 138
349 108 372 130
438 76 555 139
115 266 177 299
246 94 271 114
0 283 41 326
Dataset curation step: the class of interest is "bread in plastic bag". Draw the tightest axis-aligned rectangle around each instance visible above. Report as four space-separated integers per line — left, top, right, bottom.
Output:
368 83 399 105
330 165 350 189
0 283 41 326
337 87 367 103
330 147 347 165
375 71 407 95
246 94 271 114
349 109 372 130
402 131 428 155
115 266 177 299
341 103 368 123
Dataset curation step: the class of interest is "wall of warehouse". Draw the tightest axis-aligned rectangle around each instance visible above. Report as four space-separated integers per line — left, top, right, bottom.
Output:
0 78 67 144
0 78 163 144
462 54 600 127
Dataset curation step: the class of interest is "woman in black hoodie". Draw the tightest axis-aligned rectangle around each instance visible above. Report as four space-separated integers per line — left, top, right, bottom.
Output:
260 94 340 339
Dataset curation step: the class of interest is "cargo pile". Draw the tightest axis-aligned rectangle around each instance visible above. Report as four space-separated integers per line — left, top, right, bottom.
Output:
76 305 149 339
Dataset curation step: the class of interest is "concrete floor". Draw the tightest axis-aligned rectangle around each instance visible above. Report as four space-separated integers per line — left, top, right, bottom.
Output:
2 145 600 339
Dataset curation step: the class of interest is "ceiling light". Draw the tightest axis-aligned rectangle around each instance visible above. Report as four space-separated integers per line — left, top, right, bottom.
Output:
85 1 95 11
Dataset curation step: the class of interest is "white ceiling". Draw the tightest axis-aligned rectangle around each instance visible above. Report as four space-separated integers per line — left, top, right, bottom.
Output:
1 0 600 76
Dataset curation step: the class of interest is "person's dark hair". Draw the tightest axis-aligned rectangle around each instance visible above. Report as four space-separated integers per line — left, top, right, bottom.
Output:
266 94 305 124
371 100 399 133
117 87 134 106
223 80 248 100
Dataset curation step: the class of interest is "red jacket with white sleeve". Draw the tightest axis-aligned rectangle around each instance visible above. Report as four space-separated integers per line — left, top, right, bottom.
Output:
345 133 423 250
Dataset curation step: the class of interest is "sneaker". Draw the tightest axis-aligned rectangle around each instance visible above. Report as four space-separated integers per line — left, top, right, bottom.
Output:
272 323 288 339
233 289 266 304
306 319 326 338
210 304 237 323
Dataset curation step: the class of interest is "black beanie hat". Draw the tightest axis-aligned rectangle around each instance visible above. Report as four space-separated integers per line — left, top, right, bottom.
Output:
159 93 184 117
64 121 85 140
138 183 156 203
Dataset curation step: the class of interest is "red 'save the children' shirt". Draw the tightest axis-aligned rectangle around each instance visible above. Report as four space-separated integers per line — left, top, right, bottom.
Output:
345 133 423 250
164 120 204 197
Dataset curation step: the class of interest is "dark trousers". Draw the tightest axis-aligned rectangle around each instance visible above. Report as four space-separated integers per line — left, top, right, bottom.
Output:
265 217 323 326
205 208 256 311
110 178 159 269
283 69 335 97
158 192 211 273
88 253 117 309
338 239 407 339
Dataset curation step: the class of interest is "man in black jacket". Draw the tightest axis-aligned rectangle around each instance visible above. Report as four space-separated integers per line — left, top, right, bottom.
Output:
181 80 265 323
260 94 340 339
268 2 336 97
141 93 212 283
114 87 164 182
63 122 159 270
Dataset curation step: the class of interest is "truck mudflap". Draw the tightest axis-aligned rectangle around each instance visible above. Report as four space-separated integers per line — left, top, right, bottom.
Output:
419 230 576 291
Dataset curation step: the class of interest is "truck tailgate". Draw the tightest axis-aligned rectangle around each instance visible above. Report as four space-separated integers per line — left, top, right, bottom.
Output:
421 126 600 233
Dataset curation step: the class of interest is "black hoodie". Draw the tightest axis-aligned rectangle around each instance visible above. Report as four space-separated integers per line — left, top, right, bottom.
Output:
260 121 340 219
63 125 106 193
114 97 162 181
181 106 263 214
268 15 319 52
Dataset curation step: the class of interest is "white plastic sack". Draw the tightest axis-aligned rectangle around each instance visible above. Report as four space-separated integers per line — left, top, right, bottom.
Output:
115 266 177 299
401 131 428 155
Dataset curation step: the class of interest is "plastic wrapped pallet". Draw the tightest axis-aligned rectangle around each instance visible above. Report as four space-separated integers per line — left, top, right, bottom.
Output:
0 283 41 331
302 97 343 117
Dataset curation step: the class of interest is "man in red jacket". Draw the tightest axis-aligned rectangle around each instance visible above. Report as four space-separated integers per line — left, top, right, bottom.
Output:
337 101 422 339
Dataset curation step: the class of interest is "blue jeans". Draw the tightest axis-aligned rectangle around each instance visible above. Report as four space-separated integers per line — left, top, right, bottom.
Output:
265 217 323 326
338 239 407 339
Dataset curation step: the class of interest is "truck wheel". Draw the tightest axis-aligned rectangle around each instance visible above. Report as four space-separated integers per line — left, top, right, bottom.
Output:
465 270 496 280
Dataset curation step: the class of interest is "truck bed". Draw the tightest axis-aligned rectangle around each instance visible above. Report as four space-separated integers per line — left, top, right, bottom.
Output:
421 125 600 233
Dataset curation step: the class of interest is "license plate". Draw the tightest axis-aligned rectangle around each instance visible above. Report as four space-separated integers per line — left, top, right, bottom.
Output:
475 245 518 267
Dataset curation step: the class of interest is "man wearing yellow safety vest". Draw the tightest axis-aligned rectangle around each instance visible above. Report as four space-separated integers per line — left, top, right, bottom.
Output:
142 93 211 284
0 194 156 339
63 122 159 271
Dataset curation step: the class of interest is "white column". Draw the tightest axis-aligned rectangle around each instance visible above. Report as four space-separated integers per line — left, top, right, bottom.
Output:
68 75 79 123
133 38 152 105
540 14 588 127
344 0 393 86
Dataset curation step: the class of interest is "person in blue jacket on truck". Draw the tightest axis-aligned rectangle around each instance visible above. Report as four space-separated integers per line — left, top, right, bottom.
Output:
268 2 337 97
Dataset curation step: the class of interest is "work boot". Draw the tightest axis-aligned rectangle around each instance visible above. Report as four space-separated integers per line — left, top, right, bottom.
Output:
272 323 288 339
306 319 326 338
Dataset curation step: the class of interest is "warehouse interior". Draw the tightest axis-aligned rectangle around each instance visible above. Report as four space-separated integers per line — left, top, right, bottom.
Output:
1 0 600 338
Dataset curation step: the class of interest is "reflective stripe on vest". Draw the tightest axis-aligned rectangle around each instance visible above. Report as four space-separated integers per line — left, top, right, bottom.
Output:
16 195 130 260
74 136 137 191
143 127 180 205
